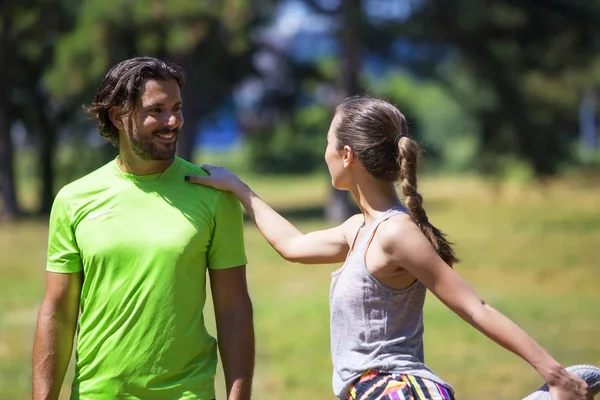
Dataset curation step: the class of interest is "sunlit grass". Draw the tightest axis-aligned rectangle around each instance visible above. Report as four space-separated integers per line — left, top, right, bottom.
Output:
2 172 599 399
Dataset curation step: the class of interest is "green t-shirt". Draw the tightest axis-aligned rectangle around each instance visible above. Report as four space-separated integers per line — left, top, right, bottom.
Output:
46 156 247 400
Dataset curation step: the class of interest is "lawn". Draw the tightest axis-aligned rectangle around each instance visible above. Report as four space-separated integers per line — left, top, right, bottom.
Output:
1 172 599 399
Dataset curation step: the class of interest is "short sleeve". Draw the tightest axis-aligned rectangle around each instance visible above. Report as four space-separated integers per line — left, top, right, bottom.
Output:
207 191 247 270
46 189 83 273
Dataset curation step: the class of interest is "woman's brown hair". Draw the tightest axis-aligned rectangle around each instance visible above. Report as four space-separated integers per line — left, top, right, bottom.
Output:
335 95 458 266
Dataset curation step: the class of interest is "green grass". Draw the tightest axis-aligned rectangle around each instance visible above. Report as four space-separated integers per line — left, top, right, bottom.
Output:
2 173 600 399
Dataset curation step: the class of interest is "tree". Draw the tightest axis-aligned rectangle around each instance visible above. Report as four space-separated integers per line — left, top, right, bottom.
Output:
0 15 19 220
304 0 366 222
11 0 77 214
0 0 73 218
371 0 600 176
46 0 276 163
325 0 365 222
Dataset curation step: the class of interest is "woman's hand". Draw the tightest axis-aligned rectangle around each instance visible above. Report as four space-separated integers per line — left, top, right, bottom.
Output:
548 369 591 400
185 164 247 195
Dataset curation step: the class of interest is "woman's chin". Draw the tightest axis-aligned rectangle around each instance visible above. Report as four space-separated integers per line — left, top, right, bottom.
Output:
331 180 347 191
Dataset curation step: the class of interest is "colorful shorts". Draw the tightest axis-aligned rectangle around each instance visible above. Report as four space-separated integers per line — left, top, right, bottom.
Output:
346 370 455 400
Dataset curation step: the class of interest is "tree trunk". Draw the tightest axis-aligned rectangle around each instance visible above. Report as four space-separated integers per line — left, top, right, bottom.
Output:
38 122 56 214
0 19 20 220
0 96 20 220
176 55 201 163
176 113 196 162
325 0 363 223
27 86 62 215
337 0 362 97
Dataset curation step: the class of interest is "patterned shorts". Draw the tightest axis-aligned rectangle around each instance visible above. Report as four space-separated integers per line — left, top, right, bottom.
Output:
346 370 455 400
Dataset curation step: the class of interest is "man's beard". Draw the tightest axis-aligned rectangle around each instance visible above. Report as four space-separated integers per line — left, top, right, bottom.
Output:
129 127 180 161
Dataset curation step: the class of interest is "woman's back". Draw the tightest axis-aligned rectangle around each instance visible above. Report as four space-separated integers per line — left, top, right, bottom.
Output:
330 207 453 398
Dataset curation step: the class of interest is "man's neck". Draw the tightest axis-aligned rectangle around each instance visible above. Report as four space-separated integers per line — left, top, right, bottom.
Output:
117 153 174 175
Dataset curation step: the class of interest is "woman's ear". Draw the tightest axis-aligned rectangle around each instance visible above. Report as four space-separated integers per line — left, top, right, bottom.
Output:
342 145 354 168
109 107 124 130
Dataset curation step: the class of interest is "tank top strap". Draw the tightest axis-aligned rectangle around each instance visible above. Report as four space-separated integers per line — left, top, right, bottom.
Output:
353 206 407 254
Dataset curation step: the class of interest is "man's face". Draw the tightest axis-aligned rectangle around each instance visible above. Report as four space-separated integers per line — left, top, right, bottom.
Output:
124 79 184 161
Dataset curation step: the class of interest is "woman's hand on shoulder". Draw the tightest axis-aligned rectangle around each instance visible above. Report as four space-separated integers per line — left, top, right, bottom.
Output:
185 165 248 195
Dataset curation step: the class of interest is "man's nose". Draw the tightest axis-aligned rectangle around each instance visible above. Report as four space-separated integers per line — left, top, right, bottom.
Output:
166 113 179 127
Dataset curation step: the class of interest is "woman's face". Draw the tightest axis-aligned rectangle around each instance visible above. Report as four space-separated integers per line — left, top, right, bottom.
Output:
324 113 349 190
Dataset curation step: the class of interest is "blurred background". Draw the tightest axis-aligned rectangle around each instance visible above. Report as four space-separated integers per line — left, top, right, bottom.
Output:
1 0 599 399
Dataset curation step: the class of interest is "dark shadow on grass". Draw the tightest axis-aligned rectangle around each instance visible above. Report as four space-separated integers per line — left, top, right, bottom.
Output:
241 198 455 225
0 211 50 225
242 205 328 224
279 205 330 221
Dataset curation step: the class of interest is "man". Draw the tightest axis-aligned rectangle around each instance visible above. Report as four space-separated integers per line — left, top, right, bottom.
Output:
32 57 254 400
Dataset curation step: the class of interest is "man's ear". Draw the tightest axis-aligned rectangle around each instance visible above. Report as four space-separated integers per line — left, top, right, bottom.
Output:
109 107 124 130
342 145 354 168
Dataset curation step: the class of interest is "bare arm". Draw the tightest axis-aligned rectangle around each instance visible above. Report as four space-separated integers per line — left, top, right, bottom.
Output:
33 271 82 400
187 166 359 264
209 266 254 400
378 215 591 399
231 185 359 264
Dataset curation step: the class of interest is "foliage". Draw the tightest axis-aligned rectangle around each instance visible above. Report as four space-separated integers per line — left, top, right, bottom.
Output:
2 0 600 218
45 0 268 100
307 0 600 176
372 69 480 173
248 105 330 174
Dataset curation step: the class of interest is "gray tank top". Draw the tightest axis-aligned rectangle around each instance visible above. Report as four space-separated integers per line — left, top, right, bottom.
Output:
329 207 454 398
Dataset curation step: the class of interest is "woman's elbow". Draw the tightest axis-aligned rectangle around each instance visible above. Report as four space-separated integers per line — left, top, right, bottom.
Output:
280 252 303 263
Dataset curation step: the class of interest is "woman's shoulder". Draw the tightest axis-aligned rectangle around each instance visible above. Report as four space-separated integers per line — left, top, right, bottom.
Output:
338 213 365 241
345 213 364 225
342 213 366 231
376 212 423 253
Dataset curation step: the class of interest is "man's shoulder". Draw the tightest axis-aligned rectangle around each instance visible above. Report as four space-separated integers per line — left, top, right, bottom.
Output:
176 157 210 178
175 157 223 201
55 160 116 200
175 158 242 213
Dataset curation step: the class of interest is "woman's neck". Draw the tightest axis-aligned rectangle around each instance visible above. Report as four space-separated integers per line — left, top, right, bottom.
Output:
350 176 402 226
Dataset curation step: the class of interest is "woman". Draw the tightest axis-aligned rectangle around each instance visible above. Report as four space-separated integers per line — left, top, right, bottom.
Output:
184 96 591 400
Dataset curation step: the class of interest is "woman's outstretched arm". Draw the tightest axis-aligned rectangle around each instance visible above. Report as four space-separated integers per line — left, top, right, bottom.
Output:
186 165 361 264
375 214 591 400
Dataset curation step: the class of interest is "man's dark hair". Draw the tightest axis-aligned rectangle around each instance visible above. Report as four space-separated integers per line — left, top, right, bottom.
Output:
84 57 187 146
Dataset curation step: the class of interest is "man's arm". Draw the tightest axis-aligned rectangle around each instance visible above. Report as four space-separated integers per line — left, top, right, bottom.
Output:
33 271 82 400
209 266 254 400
